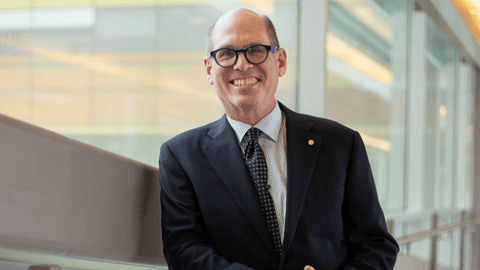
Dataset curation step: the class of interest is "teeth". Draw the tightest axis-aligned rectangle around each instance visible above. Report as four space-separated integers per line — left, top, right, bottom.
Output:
233 78 257 86
234 79 244 86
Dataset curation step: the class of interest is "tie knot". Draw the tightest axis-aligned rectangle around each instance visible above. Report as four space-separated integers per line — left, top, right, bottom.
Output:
246 127 262 141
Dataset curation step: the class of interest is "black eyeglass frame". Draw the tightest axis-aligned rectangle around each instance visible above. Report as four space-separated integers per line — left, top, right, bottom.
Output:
208 44 278 68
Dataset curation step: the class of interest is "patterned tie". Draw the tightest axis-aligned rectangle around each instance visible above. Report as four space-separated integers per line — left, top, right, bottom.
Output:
244 127 282 258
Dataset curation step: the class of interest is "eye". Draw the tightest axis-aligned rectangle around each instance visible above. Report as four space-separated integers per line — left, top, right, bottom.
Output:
217 49 235 59
247 46 267 56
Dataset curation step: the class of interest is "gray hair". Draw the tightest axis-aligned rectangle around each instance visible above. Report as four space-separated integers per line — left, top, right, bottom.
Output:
206 15 280 55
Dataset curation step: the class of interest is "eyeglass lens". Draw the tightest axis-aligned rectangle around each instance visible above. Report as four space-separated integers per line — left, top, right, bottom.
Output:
215 46 268 67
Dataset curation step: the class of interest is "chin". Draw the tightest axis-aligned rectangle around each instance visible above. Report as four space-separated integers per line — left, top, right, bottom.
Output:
229 99 257 110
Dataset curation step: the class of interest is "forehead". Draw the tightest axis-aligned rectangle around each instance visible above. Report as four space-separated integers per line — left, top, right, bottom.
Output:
212 12 269 49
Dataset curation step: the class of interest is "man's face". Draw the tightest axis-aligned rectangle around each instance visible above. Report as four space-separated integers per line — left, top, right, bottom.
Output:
204 11 287 116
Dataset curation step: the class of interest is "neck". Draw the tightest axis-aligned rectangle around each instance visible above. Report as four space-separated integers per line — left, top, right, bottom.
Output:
225 101 275 126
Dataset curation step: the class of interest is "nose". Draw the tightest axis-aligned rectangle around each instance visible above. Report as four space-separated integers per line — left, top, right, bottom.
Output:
233 51 253 72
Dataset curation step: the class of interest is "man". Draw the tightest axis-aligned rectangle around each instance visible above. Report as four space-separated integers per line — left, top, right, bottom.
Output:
159 8 399 270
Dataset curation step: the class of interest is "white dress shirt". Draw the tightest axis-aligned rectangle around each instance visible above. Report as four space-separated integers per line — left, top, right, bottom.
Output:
226 101 288 242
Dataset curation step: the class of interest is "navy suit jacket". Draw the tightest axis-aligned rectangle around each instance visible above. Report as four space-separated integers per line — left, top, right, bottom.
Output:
159 103 399 270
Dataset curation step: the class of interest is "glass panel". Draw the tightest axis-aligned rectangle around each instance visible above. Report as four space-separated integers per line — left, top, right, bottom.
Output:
326 0 409 212
424 18 458 210
465 226 473 270
437 213 461 268
403 218 431 261
0 1 298 167
0 94 29 121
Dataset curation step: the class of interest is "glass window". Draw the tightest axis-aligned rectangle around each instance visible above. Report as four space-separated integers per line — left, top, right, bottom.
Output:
0 1 298 167
423 17 459 210
326 0 410 212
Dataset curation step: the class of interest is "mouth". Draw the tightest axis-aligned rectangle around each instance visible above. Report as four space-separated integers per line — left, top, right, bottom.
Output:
230 77 259 87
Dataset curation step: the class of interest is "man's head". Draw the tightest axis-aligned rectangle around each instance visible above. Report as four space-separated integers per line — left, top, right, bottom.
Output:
206 14 280 53
204 8 287 123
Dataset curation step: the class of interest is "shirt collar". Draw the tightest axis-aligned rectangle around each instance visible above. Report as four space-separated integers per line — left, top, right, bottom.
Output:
226 101 282 143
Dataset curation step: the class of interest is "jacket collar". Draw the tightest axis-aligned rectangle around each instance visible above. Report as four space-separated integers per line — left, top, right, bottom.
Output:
278 102 323 265
203 115 279 263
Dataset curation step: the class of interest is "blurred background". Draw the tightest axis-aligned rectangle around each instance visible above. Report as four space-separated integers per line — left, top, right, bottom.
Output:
1 0 480 269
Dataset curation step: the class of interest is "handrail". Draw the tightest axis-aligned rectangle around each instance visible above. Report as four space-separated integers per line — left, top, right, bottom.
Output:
385 208 467 222
0 112 158 172
396 217 480 245
392 212 480 270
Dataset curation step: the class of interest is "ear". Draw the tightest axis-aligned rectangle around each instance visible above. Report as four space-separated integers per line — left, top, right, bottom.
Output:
277 48 287 77
204 56 214 85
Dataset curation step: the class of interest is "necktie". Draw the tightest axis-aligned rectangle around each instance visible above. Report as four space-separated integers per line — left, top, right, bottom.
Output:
244 127 282 258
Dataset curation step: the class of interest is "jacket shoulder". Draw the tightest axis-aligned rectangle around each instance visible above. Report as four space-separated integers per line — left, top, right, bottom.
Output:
163 120 218 151
308 115 353 134
279 102 355 138
288 109 356 138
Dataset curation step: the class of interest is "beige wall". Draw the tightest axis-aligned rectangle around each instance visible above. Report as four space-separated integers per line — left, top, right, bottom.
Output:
0 113 165 266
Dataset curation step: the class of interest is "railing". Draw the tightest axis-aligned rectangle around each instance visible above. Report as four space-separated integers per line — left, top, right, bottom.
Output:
0 112 166 269
5 211 480 270
386 210 480 270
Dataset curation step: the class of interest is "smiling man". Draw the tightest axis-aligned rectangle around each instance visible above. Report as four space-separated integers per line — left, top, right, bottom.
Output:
159 8 398 270
204 9 285 126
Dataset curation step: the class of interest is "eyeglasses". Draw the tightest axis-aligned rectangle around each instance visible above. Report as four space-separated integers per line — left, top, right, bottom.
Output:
209 44 278 68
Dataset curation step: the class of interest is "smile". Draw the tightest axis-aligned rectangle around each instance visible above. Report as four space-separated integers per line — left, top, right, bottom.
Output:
231 77 259 87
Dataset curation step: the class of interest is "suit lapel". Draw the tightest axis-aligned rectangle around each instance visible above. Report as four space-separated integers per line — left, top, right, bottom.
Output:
278 103 323 263
202 115 278 262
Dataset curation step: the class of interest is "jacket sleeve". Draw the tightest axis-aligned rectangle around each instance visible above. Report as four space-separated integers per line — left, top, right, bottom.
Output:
159 142 254 270
340 131 399 269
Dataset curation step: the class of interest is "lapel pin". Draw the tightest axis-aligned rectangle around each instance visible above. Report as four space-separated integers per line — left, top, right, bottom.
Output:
308 139 314 145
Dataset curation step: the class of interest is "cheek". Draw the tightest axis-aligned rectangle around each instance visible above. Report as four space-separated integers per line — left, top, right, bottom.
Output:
264 71 279 87
260 65 278 85
212 70 228 84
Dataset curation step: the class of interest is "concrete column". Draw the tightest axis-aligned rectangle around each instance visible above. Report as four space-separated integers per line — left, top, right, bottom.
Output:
472 66 480 270
455 63 471 209
406 10 427 213
406 10 429 260
296 0 327 117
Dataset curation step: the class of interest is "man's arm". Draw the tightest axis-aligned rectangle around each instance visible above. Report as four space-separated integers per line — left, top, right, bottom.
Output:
159 142 254 270
341 131 399 269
